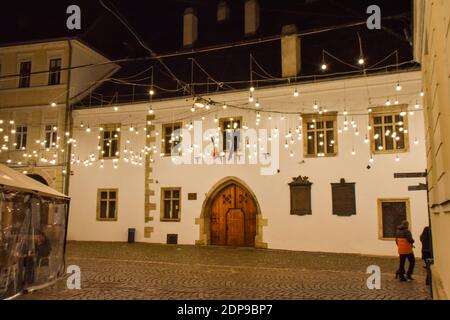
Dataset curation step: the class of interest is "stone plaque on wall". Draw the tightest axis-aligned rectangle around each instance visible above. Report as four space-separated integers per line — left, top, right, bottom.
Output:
331 179 356 216
289 176 312 216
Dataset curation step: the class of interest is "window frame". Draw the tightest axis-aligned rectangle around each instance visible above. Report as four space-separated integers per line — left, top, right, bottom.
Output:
302 113 338 158
160 187 181 222
369 106 410 155
43 123 58 149
161 123 182 157
48 57 62 86
99 124 121 160
96 189 119 222
219 117 243 154
377 198 411 241
15 125 28 150
18 60 32 88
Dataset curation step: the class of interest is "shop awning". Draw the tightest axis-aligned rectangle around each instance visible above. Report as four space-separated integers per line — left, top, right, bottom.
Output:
0 164 69 199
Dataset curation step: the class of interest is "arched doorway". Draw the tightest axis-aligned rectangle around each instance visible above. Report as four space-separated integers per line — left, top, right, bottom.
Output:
27 174 48 186
200 178 262 247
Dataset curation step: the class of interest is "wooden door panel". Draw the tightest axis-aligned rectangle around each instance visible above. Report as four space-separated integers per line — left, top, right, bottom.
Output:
226 209 245 246
210 185 234 245
210 183 257 247
236 186 257 246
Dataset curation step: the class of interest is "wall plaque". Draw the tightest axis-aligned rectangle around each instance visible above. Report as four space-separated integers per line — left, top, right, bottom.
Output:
188 193 197 200
331 179 356 216
289 176 312 216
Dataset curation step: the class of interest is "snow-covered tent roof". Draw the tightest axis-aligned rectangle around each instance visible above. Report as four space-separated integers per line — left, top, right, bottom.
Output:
0 164 68 199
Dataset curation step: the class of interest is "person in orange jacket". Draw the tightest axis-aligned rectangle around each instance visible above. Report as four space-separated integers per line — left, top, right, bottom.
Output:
395 220 415 282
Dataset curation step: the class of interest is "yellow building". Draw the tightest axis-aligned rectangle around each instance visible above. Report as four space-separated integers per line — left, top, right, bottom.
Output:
414 0 450 300
0 38 119 193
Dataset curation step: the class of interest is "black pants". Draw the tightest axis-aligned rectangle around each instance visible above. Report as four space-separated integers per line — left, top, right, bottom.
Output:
398 254 415 277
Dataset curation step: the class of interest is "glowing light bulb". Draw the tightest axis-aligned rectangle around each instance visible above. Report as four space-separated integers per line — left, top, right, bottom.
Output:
250 86 255 92
396 83 402 91
149 88 155 96
321 64 327 70
51 102 57 107
358 58 365 65
293 88 299 97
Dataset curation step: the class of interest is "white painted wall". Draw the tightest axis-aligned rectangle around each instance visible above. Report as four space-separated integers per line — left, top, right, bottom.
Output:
68 71 429 256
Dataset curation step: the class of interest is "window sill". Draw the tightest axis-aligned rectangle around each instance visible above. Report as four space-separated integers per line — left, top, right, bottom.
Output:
160 218 181 222
303 153 338 158
0 84 66 93
96 219 118 222
379 237 397 241
373 149 409 155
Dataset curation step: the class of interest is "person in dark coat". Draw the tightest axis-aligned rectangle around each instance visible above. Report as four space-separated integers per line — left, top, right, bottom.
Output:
395 220 415 282
420 226 433 285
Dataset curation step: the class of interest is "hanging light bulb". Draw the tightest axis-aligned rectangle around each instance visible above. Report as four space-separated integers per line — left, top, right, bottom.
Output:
222 104 227 109
51 102 57 107
313 101 319 110
114 106 119 112
396 82 402 91
395 98 399 105
364 135 369 144
351 149 356 156
80 122 85 128
415 101 420 109
86 125 91 133
249 94 254 103
358 57 365 65
369 155 374 163
255 99 260 108
385 98 391 106
414 138 419 145
250 86 255 93
191 106 196 112
321 63 327 70
148 106 154 115
293 88 299 97
420 91 424 97
149 87 155 96
395 155 400 162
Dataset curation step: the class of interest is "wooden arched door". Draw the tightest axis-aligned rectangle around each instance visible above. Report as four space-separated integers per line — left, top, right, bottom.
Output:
210 183 257 247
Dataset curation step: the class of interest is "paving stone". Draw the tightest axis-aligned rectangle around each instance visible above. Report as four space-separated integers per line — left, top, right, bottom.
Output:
18 242 430 300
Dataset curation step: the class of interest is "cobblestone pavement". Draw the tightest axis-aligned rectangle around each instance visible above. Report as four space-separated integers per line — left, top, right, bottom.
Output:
18 242 430 300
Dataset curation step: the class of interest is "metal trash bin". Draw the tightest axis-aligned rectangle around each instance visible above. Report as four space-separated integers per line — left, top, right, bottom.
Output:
128 228 136 243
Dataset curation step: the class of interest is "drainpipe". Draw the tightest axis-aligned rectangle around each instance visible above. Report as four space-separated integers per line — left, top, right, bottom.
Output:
63 40 73 196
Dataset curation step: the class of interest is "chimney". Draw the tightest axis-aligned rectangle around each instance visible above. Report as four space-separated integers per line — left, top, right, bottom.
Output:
245 0 260 36
281 25 301 78
183 8 198 47
217 0 230 23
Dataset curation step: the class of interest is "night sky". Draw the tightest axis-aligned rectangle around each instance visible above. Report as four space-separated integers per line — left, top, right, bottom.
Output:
1 0 416 105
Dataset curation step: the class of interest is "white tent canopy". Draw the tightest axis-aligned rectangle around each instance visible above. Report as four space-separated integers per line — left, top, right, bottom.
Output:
0 164 68 199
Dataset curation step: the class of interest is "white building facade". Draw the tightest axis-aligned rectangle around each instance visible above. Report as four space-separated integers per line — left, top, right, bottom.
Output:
67 70 428 257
